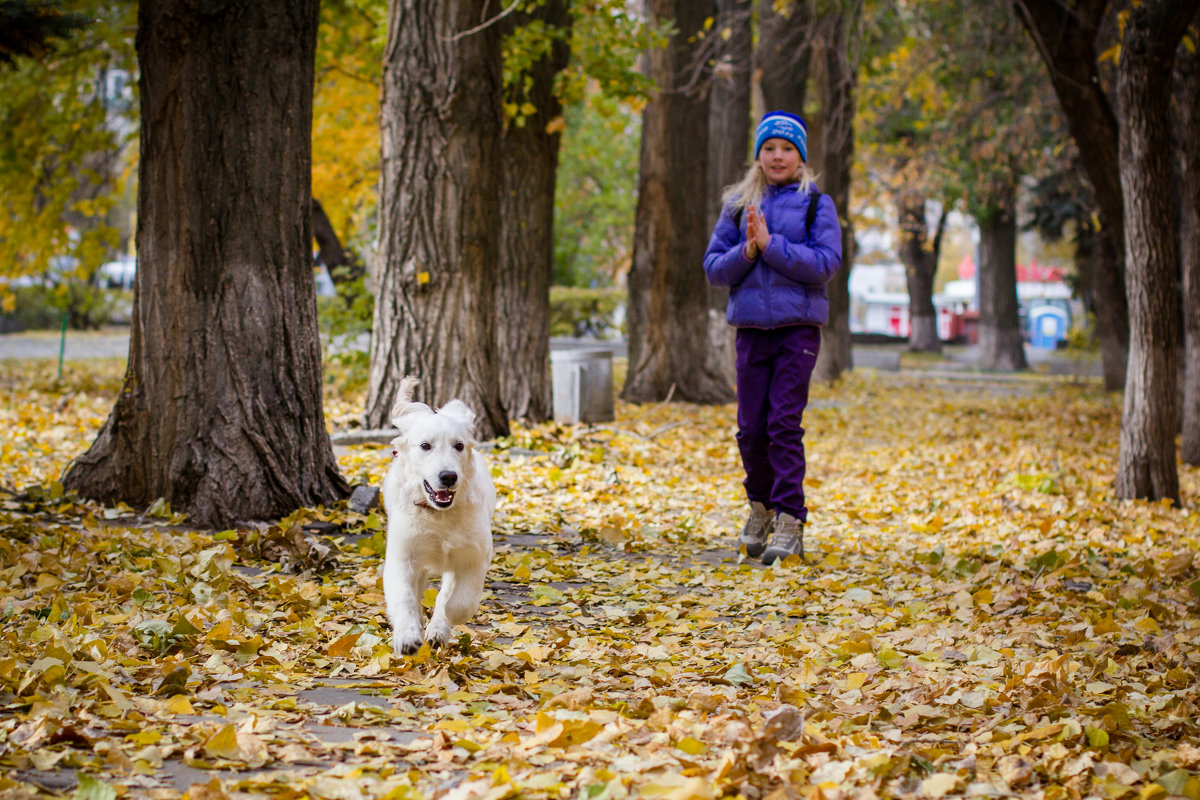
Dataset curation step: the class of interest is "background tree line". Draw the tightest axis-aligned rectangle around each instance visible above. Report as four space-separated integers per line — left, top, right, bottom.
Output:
0 0 1196 526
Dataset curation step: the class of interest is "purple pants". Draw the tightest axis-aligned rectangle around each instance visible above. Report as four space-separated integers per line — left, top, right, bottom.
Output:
735 325 821 522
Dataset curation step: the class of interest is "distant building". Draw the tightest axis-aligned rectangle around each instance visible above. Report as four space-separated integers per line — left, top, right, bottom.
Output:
849 263 967 342
851 259 1082 347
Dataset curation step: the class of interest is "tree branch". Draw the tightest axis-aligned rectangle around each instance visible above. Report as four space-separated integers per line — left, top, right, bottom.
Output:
444 0 521 41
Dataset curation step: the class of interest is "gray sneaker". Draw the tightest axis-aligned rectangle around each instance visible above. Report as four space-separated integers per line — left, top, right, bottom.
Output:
738 501 773 557
761 513 805 565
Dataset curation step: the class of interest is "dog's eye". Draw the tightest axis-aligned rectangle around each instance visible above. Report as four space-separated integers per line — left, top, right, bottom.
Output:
454 442 465 452
420 442 432 451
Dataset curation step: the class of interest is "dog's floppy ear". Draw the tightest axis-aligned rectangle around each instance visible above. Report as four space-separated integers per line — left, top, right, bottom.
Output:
390 375 433 432
438 399 477 438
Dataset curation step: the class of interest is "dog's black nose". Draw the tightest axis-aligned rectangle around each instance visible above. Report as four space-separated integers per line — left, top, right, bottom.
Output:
438 470 458 488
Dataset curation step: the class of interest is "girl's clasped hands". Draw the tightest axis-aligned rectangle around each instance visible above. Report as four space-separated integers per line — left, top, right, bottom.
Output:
742 205 770 260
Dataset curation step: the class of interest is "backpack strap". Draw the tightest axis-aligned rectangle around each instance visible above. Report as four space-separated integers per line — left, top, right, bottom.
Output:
804 187 822 240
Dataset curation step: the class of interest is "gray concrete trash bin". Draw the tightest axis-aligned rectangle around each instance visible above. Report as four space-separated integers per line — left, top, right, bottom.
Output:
550 346 615 423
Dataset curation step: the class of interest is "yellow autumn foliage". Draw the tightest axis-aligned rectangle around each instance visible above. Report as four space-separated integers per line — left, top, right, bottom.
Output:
0 352 1197 799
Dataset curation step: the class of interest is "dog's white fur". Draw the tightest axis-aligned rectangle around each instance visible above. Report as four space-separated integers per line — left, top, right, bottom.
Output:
382 376 496 654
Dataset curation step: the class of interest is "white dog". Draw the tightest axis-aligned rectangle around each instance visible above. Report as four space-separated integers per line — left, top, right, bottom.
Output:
381 376 496 654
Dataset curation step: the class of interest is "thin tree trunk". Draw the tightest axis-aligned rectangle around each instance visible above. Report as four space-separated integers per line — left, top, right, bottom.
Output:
1092 225 1129 391
1114 0 1193 503
312 198 346 271
757 0 813 143
63 0 349 527
367 0 507 438
623 0 733 404
707 0 752 236
1011 0 1128 391
898 191 944 353
706 0 752 391
1071 220 1099 320
977 186 1028 372
497 0 570 424
812 5 859 383
1176 14 1200 466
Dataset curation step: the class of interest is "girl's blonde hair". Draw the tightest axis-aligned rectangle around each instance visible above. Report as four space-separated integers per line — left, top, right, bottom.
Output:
720 160 816 215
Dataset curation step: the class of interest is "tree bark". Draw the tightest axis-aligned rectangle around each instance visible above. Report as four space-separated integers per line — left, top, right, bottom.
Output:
811 5 859 383
62 0 349 528
705 0 752 390
366 0 508 439
622 0 732 404
1176 14 1200 466
976 185 1029 372
1010 0 1128 391
496 0 570 424
1114 0 1194 503
898 192 945 353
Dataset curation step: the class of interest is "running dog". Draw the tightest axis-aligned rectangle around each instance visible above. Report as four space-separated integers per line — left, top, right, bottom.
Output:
381 377 496 654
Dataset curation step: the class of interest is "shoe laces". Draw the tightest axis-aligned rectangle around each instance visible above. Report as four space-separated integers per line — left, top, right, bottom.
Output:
772 517 803 548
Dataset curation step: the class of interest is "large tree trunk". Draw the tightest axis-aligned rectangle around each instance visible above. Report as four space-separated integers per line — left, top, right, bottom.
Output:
976 186 1028 372
705 0 752 391
1011 0 1128 391
62 0 349 528
897 192 945 354
811 6 859 383
1176 15 1200 466
1114 1 1193 503
622 0 733 404
366 0 508 438
497 0 570 424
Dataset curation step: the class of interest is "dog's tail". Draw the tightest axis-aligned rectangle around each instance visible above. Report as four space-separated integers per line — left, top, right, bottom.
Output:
398 375 419 404
391 375 429 429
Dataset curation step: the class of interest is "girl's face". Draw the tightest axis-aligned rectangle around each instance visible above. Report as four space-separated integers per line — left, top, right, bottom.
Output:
758 138 803 185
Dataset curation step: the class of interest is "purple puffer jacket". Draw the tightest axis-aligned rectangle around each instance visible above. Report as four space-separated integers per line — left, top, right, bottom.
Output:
702 183 842 328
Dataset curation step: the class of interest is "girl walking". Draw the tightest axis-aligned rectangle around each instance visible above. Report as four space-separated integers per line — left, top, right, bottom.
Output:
702 111 843 565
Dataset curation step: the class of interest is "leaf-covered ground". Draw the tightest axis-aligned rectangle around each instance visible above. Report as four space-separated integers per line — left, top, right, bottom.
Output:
1 355 1198 800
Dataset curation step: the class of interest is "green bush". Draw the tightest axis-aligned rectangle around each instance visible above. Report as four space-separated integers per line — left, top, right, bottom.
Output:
0 282 119 332
317 261 373 343
1063 312 1097 352
62 281 122 330
549 286 625 338
1 286 61 331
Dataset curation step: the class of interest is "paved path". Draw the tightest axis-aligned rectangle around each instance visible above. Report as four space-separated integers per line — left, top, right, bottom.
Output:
0 327 1100 379
0 330 631 361
0 328 131 360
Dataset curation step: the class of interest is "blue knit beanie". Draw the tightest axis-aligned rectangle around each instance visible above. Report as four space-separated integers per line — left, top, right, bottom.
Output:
754 111 808 162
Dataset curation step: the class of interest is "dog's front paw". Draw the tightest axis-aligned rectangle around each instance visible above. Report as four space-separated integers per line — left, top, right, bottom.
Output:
391 618 425 655
425 617 452 648
392 633 425 655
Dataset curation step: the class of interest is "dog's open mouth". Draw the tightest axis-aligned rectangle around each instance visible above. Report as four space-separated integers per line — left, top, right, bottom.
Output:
423 481 456 509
